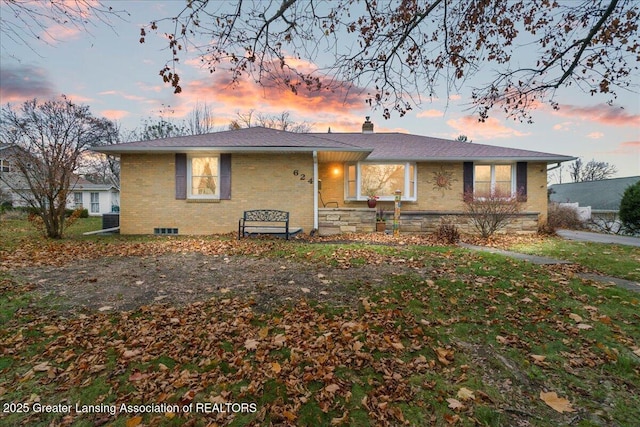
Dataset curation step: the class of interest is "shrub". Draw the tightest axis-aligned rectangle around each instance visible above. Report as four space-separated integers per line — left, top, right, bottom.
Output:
463 190 523 238
0 200 12 214
546 203 584 231
434 217 460 244
620 181 640 234
63 208 88 218
0 209 27 220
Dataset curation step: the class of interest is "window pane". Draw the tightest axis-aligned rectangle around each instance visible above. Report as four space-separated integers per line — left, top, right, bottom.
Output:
348 181 356 197
474 165 491 182
495 165 512 196
409 164 415 198
475 182 492 195
90 192 99 213
495 165 511 181
190 157 218 196
361 164 405 198
192 176 218 195
192 157 218 177
346 164 357 198
494 181 512 195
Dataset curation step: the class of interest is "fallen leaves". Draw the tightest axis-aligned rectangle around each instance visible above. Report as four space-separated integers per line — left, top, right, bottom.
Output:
244 338 259 351
456 387 475 400
2 234 637 427
434 347 455 365
540 391 575 413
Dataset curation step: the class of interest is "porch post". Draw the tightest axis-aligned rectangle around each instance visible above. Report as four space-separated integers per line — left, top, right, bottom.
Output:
313 151 318 231
393 190 402 236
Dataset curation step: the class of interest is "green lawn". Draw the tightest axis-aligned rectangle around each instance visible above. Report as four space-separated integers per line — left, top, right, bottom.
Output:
1 221 638 426
0 216 102 251
507 237 640 282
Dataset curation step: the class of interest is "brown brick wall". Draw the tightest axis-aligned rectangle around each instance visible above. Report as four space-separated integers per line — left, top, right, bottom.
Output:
120 153 315 235
120 156 548 235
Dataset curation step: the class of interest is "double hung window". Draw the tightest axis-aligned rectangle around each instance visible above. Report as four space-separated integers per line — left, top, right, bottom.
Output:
188 155 219 199
474 164 514 197
90 192 99 213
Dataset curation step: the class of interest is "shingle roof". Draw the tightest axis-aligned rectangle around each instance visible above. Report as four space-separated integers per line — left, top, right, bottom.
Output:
93 126 574 163
71 176 117 191
549 176 640 210
95 127 366 153
314 132 573 162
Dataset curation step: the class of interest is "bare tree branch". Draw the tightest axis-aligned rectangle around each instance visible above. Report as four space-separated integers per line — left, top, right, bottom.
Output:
142 0 638 121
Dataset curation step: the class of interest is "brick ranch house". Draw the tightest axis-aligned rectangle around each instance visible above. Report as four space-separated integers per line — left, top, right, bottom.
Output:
93 119 575 236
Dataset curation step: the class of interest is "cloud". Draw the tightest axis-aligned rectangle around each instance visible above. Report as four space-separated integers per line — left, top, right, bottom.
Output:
607 140 640 155
40 24 82 45
552 121 573 131
446 116 531 140
554 104 640 127
417 109 444 118
187 71 367 116
0 65 56 103
586 132 604 139
159 69 369 130
99 90 148 102
101 110 129 120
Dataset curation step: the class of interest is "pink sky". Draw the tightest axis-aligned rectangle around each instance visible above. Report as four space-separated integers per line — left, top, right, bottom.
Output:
0 1 638 181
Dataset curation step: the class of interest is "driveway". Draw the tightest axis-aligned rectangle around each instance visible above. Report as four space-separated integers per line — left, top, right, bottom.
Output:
557 229 640 247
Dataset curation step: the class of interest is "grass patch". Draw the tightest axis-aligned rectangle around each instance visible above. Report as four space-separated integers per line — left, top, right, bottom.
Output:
1 235 639 426
508 237 640 281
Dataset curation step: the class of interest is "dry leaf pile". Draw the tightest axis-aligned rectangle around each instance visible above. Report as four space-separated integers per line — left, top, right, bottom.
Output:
1 234 638 426
4 293 456 426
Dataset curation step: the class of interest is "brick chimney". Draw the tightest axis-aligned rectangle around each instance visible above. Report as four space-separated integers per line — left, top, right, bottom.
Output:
362 116 374 133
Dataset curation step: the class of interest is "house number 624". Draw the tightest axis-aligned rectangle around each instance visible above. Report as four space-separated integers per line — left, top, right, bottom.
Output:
293 170 313 184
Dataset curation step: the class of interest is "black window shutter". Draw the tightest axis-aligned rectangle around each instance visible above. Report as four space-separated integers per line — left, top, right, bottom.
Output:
516 162 528 201
219 154 232 200
175 153 187 200
463 162 474 196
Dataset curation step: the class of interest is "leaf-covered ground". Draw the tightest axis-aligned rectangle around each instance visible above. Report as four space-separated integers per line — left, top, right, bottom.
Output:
1 234 639 426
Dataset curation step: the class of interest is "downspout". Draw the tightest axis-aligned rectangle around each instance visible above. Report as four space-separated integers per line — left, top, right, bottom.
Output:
313 151 319 231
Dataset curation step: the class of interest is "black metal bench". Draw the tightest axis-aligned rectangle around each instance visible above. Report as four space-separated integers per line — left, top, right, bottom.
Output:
238 209 302 240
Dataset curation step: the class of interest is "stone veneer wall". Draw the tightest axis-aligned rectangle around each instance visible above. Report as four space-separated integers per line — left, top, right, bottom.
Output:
318 208 539 236
393 211 540 235
318 208 376 235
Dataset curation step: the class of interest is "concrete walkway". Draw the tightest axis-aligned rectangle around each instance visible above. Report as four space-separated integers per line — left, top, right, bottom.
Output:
556 229 640 247
458 243 572 265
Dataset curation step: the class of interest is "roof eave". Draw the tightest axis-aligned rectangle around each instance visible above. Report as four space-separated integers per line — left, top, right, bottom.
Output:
364 156 577 163
91 146 372 154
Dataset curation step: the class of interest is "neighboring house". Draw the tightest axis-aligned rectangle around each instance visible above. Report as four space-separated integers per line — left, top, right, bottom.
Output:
70 177 120 216
0 143 26 207
549 176 640 211
93 119 575 236
0 143 119 215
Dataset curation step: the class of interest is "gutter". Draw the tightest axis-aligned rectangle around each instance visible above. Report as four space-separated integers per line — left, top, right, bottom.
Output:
91 146 371 155
547 162 563 172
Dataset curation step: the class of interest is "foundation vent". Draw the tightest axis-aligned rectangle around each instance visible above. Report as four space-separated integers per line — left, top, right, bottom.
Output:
154 227 179 235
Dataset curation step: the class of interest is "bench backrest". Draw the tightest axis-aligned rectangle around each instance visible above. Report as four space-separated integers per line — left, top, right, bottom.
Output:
243 210 289 222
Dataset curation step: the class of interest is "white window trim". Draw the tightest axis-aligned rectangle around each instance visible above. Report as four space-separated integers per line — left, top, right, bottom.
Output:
344 161 417 202
187 154 220 200
474 163 516 197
